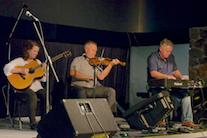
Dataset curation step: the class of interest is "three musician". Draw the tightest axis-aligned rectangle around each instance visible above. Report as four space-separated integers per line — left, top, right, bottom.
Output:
4 38 197 130
147 38 196 127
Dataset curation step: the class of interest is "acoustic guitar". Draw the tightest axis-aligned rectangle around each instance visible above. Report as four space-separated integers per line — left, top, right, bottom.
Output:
7 51 72 91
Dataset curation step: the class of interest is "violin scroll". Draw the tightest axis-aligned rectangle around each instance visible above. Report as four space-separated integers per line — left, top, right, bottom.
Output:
119 62 126 66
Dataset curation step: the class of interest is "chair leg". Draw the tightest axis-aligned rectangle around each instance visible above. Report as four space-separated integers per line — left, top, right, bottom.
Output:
13 96 23 130
12 99 17 127
17 101 22 130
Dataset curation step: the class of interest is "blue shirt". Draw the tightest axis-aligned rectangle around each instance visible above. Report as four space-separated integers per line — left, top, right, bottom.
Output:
147 51 177 81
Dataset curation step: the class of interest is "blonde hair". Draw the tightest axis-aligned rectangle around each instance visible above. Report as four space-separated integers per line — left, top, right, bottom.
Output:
160 38 174 48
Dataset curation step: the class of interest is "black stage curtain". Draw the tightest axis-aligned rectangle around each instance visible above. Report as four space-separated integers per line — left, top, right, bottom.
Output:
0 38 130 117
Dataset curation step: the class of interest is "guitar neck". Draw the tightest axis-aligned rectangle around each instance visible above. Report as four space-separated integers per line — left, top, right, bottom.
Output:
51 54 63 62
51 51 71 62
33 64 42 70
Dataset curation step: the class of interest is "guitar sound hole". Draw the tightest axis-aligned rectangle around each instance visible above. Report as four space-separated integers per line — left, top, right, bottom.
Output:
29 68 35 74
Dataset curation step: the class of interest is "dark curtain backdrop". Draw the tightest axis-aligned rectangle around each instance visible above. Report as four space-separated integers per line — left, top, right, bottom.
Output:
0 38 130 117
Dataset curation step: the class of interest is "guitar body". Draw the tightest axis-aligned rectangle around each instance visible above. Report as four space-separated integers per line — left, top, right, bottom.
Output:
7 50 71 92
7 60 44 91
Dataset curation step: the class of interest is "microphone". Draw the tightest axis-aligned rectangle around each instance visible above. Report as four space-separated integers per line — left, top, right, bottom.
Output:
25 10 39 21
22 3 29 9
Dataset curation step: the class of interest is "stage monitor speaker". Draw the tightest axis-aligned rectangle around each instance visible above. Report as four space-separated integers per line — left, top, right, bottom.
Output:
192 89 207 123
37 98 119 138
122 92 174 130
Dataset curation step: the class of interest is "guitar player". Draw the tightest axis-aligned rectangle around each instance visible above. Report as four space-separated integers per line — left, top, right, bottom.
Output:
147 38 196 127
3 40 47 130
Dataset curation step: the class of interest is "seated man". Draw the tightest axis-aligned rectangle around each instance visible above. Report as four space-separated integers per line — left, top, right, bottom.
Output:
147 38 196 127
68 40 120 115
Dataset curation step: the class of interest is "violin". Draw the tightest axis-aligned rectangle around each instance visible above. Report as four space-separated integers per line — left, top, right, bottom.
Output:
88 57 126 66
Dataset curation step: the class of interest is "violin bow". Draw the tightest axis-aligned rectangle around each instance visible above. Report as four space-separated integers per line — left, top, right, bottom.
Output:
99 49 105 66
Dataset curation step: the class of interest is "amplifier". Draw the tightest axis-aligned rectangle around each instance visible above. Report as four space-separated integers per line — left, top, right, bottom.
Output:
122 92 174 130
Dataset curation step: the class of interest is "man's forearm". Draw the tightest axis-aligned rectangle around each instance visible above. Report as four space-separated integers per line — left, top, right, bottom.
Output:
150 71 176 79
173 70 183 78
70 69 92 80
97 64 113 80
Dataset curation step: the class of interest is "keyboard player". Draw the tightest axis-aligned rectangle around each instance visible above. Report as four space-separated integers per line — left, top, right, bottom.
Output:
147 38 196 127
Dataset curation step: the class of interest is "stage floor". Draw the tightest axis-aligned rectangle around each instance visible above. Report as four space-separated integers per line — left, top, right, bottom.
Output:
0 117 39 138
1 117 207 138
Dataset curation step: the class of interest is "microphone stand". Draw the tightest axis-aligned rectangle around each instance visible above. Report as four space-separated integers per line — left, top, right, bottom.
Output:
87 57 102 98
5 4 26 125
31 19 59 113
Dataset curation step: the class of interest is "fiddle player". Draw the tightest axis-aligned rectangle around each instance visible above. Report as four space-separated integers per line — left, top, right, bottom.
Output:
147 38 196 127
69 40 120 115
3 40 47 130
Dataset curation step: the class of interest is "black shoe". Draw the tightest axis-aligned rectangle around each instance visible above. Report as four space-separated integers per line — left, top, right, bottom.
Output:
30 122 38 130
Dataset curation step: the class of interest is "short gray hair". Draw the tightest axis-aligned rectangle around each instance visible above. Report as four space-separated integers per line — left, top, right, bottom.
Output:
84 40 97 50
160 38 174 48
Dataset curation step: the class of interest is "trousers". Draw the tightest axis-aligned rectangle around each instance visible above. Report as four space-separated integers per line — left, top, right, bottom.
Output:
69 85 117 113
17 89 46 124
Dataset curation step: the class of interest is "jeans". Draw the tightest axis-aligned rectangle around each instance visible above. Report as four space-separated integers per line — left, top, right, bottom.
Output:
151 88 193 123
